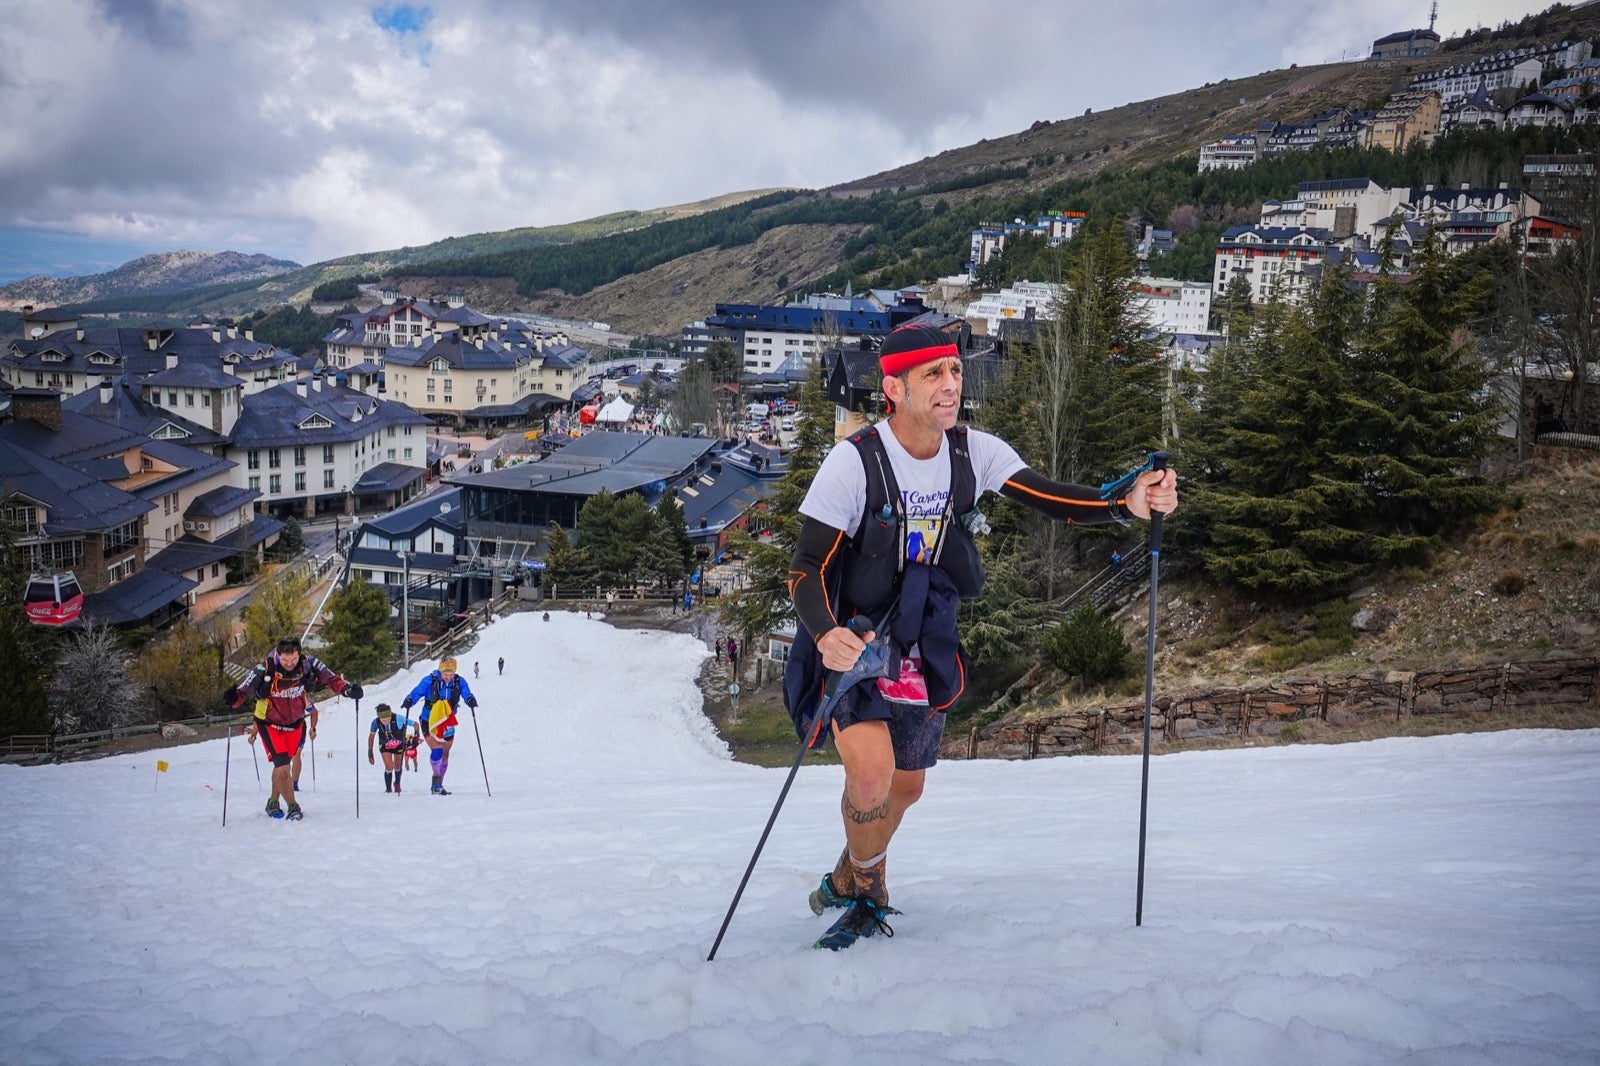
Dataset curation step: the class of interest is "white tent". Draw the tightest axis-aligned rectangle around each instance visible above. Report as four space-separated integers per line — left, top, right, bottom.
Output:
596 396 635 424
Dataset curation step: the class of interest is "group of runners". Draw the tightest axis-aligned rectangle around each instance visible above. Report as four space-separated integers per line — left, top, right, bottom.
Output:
225 647 480 815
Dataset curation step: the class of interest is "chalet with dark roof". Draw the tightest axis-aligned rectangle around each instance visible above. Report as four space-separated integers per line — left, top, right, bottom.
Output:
227 377 432 519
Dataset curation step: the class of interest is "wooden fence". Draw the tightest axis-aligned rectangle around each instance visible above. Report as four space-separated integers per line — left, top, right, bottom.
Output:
950 656 1600 760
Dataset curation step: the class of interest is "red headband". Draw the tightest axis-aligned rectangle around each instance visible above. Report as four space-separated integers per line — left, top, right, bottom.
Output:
879 341 958 377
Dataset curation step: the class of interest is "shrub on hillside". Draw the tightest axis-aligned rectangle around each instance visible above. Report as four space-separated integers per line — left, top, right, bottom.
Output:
1043 606 1132 691
1491 570 1527 595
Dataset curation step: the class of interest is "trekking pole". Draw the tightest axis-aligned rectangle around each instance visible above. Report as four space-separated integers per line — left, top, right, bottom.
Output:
1134 452 1170 928
469 706 492 797
222 722 234 828
354 695 361 820
308 728 317 791
708 617 875 962
249 728 261 788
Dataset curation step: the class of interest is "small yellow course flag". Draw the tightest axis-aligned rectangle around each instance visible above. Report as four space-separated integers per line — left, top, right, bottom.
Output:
156 760 169 773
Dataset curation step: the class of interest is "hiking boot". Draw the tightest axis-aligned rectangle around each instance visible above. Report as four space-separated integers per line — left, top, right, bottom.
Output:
814 897 898 951
265 796 283 818
285 803 304 821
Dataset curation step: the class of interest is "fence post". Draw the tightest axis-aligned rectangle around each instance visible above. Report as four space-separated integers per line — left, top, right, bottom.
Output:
1318 680 1330 722
968 726 978 759
1241 692 1251 738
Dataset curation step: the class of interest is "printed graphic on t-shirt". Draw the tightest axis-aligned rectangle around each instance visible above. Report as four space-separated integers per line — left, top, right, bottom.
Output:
903 487 949 564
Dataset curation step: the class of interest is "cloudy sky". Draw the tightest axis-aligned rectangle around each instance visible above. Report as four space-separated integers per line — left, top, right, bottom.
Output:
0 0 1553 281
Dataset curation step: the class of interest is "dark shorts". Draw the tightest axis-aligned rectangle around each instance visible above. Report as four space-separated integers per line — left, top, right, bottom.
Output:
259 722 305 768
832 686 948 772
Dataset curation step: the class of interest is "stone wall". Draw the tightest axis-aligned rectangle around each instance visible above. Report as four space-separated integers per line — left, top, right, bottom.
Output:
945 657 1600 760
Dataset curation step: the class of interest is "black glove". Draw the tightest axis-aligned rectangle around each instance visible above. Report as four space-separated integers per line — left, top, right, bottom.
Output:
400 699 413 711
467 699 478 710
222 685 238 707
346 683 364 700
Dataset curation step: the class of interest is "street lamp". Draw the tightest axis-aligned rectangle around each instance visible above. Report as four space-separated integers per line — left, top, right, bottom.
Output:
397 549 413 668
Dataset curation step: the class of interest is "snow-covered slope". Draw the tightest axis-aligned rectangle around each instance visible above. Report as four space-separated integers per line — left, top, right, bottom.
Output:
2 612 1596 1065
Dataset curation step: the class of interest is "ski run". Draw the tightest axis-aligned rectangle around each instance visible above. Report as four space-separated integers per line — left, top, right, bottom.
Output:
1 611 1597 1064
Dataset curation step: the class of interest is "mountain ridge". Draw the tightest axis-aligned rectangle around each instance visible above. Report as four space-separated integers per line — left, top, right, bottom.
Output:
8 5 1598 335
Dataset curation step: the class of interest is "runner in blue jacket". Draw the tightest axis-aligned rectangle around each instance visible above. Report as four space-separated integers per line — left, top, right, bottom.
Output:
400 657 478 795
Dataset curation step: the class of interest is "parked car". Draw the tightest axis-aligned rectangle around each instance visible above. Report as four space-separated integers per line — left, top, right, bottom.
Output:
780 418 795 431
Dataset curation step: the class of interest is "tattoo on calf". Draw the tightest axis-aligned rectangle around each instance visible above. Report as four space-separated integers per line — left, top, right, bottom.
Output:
843 794 891 825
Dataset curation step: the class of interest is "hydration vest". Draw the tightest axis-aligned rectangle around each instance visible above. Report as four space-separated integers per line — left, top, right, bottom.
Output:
836 424 986 618
429 674 463 708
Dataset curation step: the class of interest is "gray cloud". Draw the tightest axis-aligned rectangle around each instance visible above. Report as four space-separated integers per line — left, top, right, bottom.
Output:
0 0 1557 273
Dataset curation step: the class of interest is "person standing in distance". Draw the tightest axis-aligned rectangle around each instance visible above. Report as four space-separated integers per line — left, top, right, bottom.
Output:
401 656 478 795
226 636 362 820
497 656 505 675
784 323 1177 948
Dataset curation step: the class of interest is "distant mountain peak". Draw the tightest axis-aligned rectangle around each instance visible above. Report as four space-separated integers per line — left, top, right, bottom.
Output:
0 249 301 310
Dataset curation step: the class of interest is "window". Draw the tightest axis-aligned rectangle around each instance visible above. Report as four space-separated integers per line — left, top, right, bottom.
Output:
185 391 195 407
323 445 335 464
403 448 413 459
249 475 260 491
293 446 306 466
248 450 260 470
211 563 219 578
294 472 306 492
0 504 39 533
324 470 335 489
168 391 178 406
103 520 140 555
203 393 211 407
268 449 281 468
269 475 281 494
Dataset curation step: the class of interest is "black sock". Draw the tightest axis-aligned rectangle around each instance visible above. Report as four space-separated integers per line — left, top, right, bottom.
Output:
384 771 393 789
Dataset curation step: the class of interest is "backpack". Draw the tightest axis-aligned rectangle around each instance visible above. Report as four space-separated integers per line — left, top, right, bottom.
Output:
839 424 984 613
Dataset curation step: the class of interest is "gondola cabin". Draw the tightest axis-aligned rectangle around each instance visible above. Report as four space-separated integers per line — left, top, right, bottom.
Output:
24 572 83 626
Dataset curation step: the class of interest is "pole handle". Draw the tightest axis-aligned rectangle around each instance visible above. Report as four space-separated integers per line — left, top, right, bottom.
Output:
1147 451 1170 555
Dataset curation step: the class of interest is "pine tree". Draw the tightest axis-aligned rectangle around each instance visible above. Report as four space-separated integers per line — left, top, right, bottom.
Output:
644 490 695 590
542 523 593 597
986 221 1164 596
1347 227 1501 562
0 522 53 738
577 490 656 587
1197 270 1374 596
318 581 395 682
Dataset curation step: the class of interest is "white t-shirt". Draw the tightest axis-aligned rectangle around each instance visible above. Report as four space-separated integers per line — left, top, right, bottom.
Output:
800 424 1027 562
